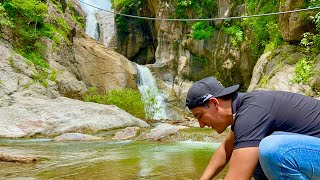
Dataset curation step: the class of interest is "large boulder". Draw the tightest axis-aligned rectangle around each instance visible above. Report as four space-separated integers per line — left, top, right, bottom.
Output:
0 38 149 138
48 57 87 100
248 45 316 96
145 123 183 141
0 95 149 138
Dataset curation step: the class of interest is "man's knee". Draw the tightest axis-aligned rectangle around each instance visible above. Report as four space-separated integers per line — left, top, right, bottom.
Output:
258 133 319 179
259 135 282 162
258 135 286 179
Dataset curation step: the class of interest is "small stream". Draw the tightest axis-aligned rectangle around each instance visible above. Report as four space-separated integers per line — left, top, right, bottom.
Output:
0 139 227 179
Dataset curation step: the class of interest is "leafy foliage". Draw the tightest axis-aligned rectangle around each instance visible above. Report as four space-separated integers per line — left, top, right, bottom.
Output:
309 0 320 7
0 3 12 26
177 0 202 19
292 58 315 84
191 22 215 40
67 2 85 28
141 88 162 120
222 25 243 46
4 0 47 25
0 0 80 87
243 0 283 57
83 88 146 120
300 10 320 53
176 0 217 19
263 23 283 53
111 0 134 9
177 0 217 40
112 0 147 43
2 0 49 68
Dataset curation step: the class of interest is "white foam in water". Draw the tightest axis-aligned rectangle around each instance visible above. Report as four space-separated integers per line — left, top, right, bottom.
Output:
0 138 53 143
179 140 221 149
108 140 132 145
135 64 170 120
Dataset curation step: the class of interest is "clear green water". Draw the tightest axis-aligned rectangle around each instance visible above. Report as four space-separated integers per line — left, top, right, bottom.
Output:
0 139 227 179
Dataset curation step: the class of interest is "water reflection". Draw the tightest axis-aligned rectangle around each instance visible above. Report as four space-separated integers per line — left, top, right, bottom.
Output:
0 139 226 179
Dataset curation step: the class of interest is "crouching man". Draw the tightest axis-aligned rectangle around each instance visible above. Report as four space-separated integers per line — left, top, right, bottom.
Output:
186 76 320 180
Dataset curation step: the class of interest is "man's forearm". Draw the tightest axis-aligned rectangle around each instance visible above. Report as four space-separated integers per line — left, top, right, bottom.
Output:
200 145 231 179
200 131 234 180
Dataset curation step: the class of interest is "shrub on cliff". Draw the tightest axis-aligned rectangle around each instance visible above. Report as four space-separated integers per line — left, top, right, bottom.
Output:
83 88 146 120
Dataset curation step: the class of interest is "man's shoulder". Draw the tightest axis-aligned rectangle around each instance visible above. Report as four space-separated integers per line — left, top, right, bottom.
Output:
243 90 314 103
241 90 275 103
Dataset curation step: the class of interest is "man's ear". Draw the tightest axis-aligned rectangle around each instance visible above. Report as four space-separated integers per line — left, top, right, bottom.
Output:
208 97 219 107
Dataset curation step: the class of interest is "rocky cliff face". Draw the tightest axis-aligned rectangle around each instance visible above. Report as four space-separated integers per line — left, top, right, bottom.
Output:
247 0 320 96
113 0 255 110
113 0 320 109
279 0 317 42
0 0 148 137
46 1 138 93
111 0 158 65
73 35 137 91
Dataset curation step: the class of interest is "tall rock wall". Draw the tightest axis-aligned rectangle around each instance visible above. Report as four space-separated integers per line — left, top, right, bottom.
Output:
43 0 138 92
112 0 320 112
279 0 317 42
73 35 137 91
113 0 253 110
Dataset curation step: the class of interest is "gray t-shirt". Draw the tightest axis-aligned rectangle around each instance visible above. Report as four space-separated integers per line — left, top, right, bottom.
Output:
231 90 320 149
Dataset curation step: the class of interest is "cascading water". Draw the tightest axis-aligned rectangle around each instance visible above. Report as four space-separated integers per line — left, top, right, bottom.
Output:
78 0 111 40
136 64 170 120
78 1 171 120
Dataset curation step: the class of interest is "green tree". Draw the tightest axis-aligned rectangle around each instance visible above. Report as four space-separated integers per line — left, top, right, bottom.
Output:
0 3 12 26
191 22 215 40
4 0 47 33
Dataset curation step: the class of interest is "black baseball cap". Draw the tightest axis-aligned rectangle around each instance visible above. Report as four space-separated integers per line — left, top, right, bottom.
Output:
186 77 239 109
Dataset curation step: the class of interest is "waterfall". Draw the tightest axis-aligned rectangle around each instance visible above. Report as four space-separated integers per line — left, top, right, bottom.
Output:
136 64 170 120
78 0 111 40
78 1 172 120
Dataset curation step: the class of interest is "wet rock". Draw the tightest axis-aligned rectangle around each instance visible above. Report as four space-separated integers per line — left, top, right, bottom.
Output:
0 154 37 163
53 133 102 141
113 127 140 140
146 123 181 141
171 117 199 128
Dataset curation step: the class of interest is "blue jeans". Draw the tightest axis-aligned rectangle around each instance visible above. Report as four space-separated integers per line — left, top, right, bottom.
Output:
258 132 320 180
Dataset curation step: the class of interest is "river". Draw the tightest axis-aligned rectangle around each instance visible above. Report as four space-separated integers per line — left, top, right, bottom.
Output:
0 139 227 179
